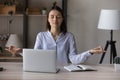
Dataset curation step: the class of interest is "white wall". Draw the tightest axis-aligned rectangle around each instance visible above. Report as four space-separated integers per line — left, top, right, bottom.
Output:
67 0 120 64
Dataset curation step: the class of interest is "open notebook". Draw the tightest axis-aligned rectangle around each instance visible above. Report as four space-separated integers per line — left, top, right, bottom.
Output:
64 64 97 72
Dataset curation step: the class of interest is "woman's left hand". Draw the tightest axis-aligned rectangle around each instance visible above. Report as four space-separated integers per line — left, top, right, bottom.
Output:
89 46 105 54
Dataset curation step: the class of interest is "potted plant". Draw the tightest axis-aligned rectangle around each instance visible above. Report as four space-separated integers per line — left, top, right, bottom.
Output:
114 57 120 72
41 7 47 15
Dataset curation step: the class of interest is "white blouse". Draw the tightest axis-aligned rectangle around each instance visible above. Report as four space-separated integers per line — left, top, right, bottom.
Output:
34 31 92 65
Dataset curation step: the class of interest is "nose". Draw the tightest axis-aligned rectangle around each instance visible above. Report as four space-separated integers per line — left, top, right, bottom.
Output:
53 16 57 21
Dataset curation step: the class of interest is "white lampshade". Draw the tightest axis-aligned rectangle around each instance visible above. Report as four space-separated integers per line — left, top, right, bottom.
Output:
5 34 22 48
98 9 120 30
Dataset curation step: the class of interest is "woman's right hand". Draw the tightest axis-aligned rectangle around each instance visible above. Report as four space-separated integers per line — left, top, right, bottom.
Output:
5 46 22 54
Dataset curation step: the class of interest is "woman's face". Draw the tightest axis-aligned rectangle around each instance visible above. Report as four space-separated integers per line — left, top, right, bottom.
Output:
48 10 63 30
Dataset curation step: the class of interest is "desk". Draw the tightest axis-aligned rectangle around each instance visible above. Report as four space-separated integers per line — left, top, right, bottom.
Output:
0 53 22 62
0 62 120 80
0 56 22 62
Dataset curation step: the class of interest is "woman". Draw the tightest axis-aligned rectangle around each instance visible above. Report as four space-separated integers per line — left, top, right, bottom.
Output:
34 3 104 65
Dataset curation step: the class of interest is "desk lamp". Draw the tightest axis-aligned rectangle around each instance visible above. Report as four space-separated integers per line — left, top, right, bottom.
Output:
5 34 22 57
98 9 120 64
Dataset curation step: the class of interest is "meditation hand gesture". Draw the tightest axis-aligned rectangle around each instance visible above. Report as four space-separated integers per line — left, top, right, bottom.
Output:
89 46 105 54
5 46 22 56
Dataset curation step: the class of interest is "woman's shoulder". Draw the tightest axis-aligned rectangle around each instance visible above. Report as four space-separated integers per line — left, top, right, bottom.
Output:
64 32 75 40
65 32 74 37
37 31 48 35
36 31 49 37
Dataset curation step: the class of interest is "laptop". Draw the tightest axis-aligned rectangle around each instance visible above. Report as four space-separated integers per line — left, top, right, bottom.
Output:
23 49 59 73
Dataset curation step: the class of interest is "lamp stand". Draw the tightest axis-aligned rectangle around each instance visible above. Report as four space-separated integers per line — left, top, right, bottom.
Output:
99 30 117 64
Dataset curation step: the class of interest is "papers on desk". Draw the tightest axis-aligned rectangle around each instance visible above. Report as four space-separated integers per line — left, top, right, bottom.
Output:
64 64 97 72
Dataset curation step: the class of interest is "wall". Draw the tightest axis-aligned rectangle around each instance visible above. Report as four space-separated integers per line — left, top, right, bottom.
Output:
67 0 120 64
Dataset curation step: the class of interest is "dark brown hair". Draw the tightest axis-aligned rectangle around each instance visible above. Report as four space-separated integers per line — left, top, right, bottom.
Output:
46 2 67 34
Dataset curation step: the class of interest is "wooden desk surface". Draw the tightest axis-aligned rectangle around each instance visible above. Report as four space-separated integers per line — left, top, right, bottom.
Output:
0 56 22 59
0 56 22 62
0 62 120 80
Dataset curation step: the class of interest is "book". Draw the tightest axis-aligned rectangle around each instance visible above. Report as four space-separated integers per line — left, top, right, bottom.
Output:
64 64 97 72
